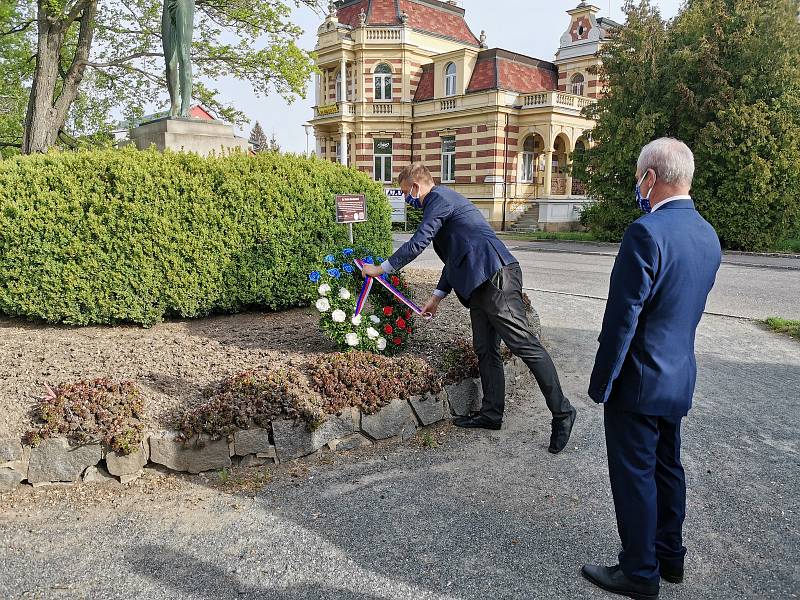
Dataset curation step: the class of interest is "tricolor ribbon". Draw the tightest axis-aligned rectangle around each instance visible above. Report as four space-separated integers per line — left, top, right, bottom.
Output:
353 258 431 320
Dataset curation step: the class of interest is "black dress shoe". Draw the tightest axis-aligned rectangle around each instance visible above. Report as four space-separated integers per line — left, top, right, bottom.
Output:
581 564 659 600
453 414 501 430
548 407 577 454
659 565 684 584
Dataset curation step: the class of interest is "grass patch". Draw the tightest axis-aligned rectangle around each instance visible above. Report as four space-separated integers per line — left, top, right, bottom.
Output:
765 317 800 340
499 231 597 242
772 238 800 254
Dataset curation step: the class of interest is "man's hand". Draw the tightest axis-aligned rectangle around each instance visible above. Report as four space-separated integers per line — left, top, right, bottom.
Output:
360 263 384 278
421 295 443 318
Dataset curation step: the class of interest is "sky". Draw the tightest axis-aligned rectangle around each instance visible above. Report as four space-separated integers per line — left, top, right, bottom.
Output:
220 0 685 153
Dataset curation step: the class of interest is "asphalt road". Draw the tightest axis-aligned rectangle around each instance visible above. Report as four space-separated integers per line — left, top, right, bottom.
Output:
1 238 798 600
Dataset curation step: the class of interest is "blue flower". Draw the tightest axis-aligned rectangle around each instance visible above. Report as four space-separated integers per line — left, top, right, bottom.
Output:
308 271 321 283
364 256 374 264
376 256 384 263
342 248 354 257
343 264 355 274
327 268 341 279
324 254 336 264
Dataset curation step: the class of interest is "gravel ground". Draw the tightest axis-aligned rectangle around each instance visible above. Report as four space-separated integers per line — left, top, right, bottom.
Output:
1 279 798 600
0 269 470 440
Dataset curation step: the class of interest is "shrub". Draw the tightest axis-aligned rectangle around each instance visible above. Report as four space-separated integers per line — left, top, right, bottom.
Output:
0 149 392 326
23 379 145 455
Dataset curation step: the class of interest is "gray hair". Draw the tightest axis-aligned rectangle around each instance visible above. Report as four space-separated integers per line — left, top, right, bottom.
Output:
636 137 695 186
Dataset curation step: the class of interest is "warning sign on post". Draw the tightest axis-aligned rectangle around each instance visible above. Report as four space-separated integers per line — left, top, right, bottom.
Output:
386 189 406 223
335 194 367 224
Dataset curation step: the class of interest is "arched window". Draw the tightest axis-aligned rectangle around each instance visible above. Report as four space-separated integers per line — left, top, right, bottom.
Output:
570 73 585 96
374 63 393 101
445 62 457 97
335 70 343 102
521 136 537 183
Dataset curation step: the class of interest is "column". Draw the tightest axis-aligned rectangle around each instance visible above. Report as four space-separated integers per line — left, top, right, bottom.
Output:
340 130 348 166
543 149 553 197
340 58 348 102
565 151 572 197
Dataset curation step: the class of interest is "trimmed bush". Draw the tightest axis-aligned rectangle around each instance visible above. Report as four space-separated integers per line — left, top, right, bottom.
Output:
0 148 392 326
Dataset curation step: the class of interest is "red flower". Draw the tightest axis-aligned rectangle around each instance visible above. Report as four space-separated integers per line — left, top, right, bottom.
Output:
406 326 413 334
383 306 393 317
390 275 400 286
384 324 393 335
405 311 412 319
393 337 402 346
396 318 406 329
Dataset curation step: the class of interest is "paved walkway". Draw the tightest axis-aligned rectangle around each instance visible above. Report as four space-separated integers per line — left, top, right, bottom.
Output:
1 252 798 599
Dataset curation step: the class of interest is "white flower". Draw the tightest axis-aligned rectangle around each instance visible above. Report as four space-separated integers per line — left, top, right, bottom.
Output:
376 337 387 351
369 315 381 324
351 314 363 326
345 333 360 347
338 288 351 300
318 284 331 296
315 297 330 312
367 327 380 340
332 309 346 323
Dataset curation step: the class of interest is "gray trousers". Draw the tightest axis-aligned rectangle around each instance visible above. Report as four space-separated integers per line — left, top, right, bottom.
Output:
469 263 573 424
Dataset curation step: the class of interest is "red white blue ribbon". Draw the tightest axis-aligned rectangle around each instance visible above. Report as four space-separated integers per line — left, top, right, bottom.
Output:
353 258 430 319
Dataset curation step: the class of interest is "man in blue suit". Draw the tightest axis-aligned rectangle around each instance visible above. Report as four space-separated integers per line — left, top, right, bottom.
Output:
360 162 577 453
581 138 721 600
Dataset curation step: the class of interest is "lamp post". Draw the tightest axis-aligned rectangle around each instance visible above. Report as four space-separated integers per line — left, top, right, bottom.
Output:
303 123 314 157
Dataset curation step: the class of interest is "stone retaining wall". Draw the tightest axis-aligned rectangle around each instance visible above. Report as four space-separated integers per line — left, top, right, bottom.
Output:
0 357 530 492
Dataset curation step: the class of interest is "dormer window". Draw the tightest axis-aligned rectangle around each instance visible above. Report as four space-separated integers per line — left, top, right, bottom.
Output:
374 63 393 101
571 73 585 96
445 62 457 97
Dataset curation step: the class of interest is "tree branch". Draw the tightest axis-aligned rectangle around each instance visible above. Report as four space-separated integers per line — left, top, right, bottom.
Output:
84 52 163 68
1 20 35 36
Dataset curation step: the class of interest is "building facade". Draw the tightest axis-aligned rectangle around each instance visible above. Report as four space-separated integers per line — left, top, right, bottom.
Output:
309 0 616 230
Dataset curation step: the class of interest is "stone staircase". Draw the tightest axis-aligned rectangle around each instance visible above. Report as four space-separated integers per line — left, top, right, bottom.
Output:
509 202 540 233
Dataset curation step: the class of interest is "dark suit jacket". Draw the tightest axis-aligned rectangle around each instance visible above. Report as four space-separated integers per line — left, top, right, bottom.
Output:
588 199 721 416
388 185 516 302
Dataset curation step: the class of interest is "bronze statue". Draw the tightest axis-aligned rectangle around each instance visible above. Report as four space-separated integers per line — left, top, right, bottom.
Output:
162 0 195 118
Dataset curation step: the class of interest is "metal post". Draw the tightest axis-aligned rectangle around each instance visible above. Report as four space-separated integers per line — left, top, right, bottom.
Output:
348 222 354 244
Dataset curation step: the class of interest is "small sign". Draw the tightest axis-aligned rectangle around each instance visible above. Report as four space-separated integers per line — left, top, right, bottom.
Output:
336 194 367 224
317 103 339 116
386 188 406 223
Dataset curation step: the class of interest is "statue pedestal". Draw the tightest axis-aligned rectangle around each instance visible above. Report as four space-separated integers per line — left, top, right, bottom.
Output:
129 117 250 157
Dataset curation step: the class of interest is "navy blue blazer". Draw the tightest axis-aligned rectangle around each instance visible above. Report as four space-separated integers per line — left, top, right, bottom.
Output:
588 199 721 416
387 185 516 302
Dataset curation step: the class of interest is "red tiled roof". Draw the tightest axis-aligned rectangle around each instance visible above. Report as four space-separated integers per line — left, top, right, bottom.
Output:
467 49 557 94
335 0 479 46
413 64 435 101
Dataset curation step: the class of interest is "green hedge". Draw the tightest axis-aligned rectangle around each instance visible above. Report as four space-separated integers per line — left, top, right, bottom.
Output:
0 148 392 326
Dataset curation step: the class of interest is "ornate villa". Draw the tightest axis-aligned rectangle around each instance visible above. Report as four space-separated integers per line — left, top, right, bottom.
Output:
309 0 617 230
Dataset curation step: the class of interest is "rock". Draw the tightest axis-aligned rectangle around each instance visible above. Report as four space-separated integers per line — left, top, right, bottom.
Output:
527 306 542 339
106 440 149 477
272 413 354 462
83 465 117 485
148 432 231 474
445 378 483 417
27 438 102 484
329 433 371 452
409 393 447 426
361 398 418 441
504 361 518 396
119 471 142 484
240 454 274 468
0 468 24 492
0 438 23 464
233 428 273 457
256 447 277 459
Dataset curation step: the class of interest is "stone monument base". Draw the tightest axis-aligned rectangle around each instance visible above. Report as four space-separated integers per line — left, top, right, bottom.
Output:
129 117 249 157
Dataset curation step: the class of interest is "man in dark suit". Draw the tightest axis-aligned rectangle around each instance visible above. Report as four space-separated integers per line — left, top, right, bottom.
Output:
581 138 721 599
360 162 577 453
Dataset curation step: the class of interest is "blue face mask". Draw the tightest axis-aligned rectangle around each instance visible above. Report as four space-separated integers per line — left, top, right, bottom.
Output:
405 185 422 210
635 171 655 213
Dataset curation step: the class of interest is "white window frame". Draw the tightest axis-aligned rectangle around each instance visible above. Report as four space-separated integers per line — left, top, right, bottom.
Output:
374 139 393 184
441 136 456 183
521 136 537 183
374 64 393 102
336 70 343 102
570 73 585 96
445 62 457 97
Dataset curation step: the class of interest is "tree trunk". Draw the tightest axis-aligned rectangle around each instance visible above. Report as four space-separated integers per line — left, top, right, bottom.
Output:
22 1 97 154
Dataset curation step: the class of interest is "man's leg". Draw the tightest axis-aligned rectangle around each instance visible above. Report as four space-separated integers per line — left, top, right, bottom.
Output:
476 264 572 418
603 406 661 584
655 415 687 577
469 305 504 424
